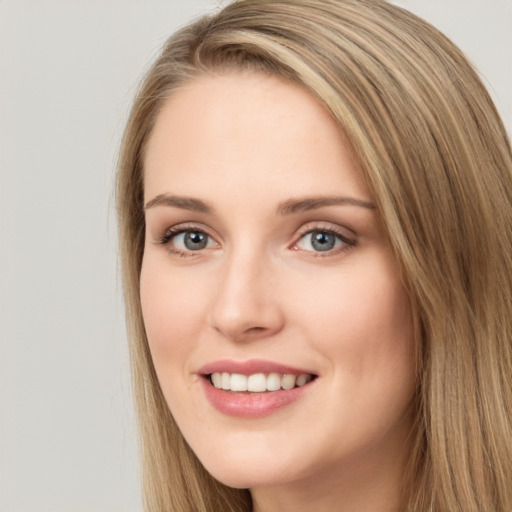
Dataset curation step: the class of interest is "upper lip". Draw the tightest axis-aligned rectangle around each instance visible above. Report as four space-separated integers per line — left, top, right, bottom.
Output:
198 359 317 376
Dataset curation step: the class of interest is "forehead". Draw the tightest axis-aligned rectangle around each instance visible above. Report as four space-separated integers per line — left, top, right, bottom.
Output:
143 71 369 203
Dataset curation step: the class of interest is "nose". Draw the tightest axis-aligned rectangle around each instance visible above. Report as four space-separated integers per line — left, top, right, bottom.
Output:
208 248 285 342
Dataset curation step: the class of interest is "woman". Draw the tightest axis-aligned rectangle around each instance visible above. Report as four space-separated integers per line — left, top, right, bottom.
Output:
116 1 512 511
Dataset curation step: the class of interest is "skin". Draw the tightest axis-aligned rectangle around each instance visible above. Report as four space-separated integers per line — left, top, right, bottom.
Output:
141 71 416 512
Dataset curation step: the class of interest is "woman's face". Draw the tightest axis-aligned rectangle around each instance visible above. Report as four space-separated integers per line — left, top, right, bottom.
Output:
141 72 416 493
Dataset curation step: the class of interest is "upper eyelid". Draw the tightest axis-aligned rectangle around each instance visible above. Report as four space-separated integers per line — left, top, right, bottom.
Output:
293 228 355 246
294 221 355 239
160 222 216 239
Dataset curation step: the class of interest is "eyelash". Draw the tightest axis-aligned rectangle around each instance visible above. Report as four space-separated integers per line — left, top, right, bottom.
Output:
154 224 212 258
153 224 357 258
293 225 357 257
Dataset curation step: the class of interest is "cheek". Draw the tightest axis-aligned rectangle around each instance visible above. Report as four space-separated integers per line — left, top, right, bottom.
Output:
291 261 415 395
139 256 212 427
139 256 206 365
294 265 411 344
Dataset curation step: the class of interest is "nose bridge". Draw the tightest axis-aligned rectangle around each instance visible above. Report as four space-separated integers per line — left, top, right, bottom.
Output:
209 241 283 341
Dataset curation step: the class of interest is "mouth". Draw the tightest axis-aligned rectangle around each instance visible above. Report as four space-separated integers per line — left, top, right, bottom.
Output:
198 360 318 418
206 371 316 393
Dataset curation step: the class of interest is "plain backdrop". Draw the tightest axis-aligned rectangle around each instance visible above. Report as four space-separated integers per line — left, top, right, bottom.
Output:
0 1 510 511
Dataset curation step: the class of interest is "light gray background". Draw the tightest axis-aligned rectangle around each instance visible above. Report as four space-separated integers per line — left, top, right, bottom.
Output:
1 1 510 511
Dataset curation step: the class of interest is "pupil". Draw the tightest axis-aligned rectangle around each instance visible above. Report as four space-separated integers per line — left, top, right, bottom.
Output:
311 232 335 251
184 231 207 250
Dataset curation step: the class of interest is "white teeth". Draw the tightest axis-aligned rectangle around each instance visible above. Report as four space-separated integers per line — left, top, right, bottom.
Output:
211 372 222 388
266 372 281 391
247 373 267 392
230 373 248 391
296 374 311 387
281 374 296 390
210 372 313 392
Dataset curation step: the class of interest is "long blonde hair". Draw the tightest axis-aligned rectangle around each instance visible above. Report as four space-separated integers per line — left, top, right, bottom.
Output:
116 1 512 510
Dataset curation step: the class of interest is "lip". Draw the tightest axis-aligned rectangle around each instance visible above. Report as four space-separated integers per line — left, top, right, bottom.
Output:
198 359 318 419
198 358 315 376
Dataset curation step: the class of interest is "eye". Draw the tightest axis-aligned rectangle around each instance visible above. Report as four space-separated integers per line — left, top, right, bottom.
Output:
156 226 218 255
294 229 354 253
173 230 213 251
176 231 210 251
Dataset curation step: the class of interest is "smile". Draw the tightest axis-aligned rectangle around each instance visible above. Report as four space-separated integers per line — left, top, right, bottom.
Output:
198 360 318 418
209 372 313 392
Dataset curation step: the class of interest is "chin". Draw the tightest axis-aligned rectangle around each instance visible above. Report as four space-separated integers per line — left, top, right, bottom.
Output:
184 433 299 489
203 459 291 490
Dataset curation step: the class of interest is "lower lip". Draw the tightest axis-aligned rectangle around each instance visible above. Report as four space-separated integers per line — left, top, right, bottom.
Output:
201 378 314 419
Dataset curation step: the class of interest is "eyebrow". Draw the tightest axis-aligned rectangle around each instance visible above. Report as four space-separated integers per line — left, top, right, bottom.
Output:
144 194 211 212
144 193 375 214
276 196 375 214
